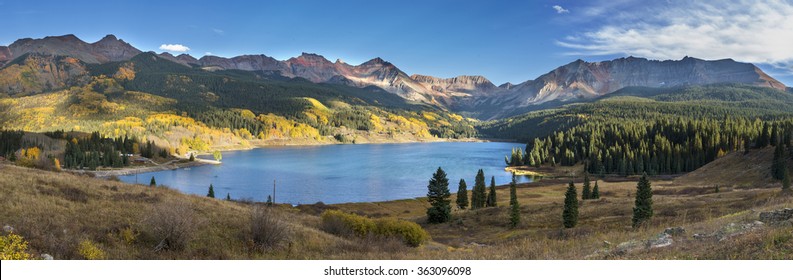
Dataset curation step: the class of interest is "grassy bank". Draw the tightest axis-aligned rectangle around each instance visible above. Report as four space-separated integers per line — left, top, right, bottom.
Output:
1 147 791 259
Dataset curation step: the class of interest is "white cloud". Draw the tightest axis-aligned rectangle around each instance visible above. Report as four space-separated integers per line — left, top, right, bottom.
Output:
552 5 569 14
558 0 793 72
159 44 190 53
212 28 224 35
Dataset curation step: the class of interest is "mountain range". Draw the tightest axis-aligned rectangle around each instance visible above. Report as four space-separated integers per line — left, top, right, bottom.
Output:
0 34 788 119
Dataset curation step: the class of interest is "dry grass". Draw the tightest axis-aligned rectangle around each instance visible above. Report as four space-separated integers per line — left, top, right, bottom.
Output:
1 147 792 259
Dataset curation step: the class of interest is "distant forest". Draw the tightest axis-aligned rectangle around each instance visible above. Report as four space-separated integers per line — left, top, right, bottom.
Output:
487 84 793 175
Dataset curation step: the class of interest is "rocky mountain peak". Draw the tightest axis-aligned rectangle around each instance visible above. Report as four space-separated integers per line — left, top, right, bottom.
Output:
486 56 788 118
295 52 329 61
6 34 140 64
97 34 118 42
49 34 81 42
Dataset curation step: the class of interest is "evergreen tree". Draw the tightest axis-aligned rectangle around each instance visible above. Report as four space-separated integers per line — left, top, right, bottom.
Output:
149 176 156 187
772 143 787 180
426 167 452 223
771 125 779 147
592 180 600 199
207 184 215 198
582 172 591 200
189 153 195 161
562 181 578 228
757 123 771 148
471 169 487 209
632 173 654 228
782 169 790 191
486 176 497 207
509 174 520 228
226 193 231 201
456 179 469 210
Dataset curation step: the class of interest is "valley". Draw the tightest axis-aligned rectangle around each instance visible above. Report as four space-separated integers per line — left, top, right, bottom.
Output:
0 145 790 260
1 33 792 261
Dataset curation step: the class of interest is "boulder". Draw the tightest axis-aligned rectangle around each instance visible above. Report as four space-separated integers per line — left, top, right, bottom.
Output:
648 233 673 248
663 227 686 236
759 208 793 225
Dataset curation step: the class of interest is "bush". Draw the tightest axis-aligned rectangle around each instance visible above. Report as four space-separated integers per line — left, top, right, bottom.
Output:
374 219 429 247
119 227 138 245
0 233 33 260
321 210 376 237
145 200 196 252
250 206 291 251
77 240 105 260
320 210 429 247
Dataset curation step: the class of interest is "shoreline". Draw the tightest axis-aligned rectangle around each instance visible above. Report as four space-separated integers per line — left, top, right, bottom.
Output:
84 136 512 177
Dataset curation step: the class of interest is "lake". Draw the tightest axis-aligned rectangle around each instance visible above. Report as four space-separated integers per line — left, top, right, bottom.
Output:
119 142 534 204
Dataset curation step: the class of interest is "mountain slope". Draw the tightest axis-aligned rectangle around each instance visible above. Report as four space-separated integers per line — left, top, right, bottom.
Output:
469 57 787 119
480 84 793 141
4 34 140 65
1 34 789 121
0 54 90 95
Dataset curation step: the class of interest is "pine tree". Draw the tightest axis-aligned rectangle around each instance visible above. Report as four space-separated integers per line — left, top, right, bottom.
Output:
456 179 469 210
782 170 790 191
772 143 787 180
426 167 452 223
149 176 156 187
582 172 591 200
471 169 486 209
592 180 600 199
509 174 520 228
632 173 653 228
486 176 497 207
562 181 578 228
266 195 273 206
757 123 770 148
226 193 231 201
189 153 195 161
207 184 215 198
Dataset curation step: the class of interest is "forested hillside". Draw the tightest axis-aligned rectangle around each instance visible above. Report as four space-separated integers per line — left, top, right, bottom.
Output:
482 84 793 175
0 52 476 165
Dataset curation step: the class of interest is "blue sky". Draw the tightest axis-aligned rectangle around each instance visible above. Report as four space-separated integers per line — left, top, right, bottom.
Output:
2 0 792 86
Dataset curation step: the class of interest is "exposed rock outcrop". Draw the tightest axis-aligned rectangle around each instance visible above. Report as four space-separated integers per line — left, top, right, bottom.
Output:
6 34 140 65
759 208 793 226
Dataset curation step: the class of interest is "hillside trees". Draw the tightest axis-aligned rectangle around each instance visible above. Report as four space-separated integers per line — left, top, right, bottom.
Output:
592 180 600 199
456 179 469 209
582 172 592 200
426 167 451 223
772 143 787 180
487 176 497 207
509 174 520 228
562 181 578 228
632 173 654 228
481 85 793 177
207 184 215 198
471 169 487 209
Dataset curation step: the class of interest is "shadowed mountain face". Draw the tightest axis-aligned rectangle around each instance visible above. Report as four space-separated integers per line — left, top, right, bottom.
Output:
0 34 787 119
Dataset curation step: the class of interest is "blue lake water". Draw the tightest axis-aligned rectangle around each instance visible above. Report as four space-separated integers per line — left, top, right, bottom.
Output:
119 142 533 204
